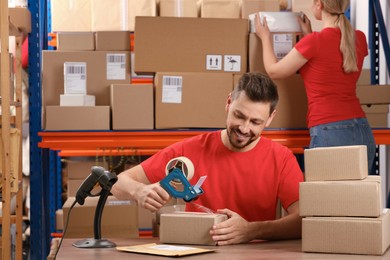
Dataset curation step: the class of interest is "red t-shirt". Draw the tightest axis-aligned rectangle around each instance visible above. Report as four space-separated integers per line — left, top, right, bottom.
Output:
294 28 368 128
142 131 303 222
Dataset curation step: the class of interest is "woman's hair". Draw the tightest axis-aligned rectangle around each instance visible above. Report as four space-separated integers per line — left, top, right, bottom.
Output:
231 72 279 115
321 0 358 73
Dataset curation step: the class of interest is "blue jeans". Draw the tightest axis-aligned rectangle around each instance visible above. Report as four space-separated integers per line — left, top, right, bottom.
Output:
309 118 376 175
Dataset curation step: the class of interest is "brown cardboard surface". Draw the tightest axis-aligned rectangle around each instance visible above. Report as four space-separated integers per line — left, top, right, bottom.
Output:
201 0 241 18
45 106 110 130
300 176 382 217
159 0 199 17
51 0 91 32
302 209 390 255
95 31 131 51
362 105 389 128
241 0 280 18
304 145 368 181
160 212 228 245
357 85 390 105
110 84 154 130
65 159 109 180
292 0 323 32
57 32 95 50
154 72 233 129
357 69 371 85
42 50 131 128
266 74 308 129
134 17 248 74
62 196 138 238
9 7 31 33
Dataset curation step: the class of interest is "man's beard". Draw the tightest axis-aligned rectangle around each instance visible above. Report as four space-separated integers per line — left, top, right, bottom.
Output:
226 127 257 150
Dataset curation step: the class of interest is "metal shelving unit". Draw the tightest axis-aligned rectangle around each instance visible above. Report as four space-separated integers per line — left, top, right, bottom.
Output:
27 1 390 258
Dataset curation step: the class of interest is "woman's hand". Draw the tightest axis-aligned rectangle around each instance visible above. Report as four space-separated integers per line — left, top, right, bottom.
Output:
254 13 271 41
298 13 312 36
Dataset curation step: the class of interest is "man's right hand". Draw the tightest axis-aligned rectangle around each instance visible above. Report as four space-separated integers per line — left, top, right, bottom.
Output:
134 182 171 212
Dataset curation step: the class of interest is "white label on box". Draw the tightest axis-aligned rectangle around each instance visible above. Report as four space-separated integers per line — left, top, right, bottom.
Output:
106 53 126 80
224 55 241 72
64 62 87 94
206 55 222 70
162 76 183 104
273 34 293 60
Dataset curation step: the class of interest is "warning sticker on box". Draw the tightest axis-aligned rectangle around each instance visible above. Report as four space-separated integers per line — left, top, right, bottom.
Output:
224 55 241 72
206 55 222 71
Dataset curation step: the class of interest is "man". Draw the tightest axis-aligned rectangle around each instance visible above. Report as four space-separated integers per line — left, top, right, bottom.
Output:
112 72 303 245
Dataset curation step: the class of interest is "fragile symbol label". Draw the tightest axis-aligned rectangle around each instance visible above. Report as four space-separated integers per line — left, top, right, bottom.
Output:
224 55 241 72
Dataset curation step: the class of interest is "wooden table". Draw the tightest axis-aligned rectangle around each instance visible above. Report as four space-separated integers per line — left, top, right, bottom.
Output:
55 237 390 259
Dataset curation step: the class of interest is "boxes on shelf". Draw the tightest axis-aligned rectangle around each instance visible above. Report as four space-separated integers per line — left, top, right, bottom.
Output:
62 196 138 238
45 106 110 130
154 72 234 129
51 0 91 32
56 32 95 51
201 0 241 18
357 85 390 105
94 31 131 51
159 0 199 17
241 0 280 19
110 84 154 130
304 145 368 181
60 94 96 106
160 212 228 245
300 176 382 217
134 17 248 74
362 104 389 128
91 0 157 32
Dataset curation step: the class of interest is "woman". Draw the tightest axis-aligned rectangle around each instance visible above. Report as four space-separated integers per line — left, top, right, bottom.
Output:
255 0 376 174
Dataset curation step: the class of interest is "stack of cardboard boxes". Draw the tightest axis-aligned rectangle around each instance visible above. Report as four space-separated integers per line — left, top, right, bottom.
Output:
300 145 390 255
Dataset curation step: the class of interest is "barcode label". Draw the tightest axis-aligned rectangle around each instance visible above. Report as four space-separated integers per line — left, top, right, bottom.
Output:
107 54 126 63
162 76 183 103
107 53 126 80
66 65 86 75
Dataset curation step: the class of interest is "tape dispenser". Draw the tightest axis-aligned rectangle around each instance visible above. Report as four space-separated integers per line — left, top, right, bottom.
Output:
160 157 206 202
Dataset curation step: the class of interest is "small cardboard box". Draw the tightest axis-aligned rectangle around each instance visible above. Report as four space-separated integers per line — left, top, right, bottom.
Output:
362 104 389 128
241 0 280 19
154 72 233 129
201 0 241 18
65 159 109 180
62 196 139 238
302 209 390 255
357 85 390 105
300 176 382 217
159 0 199 17
304 145 368 181
95 31 131 51
110 84 154 130
51 0 91 32
45 106 110 130
57 32 95 51
160 212 228 245
134 17 248 74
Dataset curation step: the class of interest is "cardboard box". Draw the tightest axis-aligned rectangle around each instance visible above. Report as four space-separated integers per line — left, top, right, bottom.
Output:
357 69 371 85
241 0 280 19
304 145 368 181
9 7 31 33
357 85 390 105
91 0 157 32
60 94 96 106
201 0 241 18
300 176 382 217
134 17 248 74
42 50 131 128
56 209 63 230
95 31 131 51
160 212 228 245
57 32 95 51
45 106 110 130
110 84 154 130
62 196 139 238
51 0 91 32
154 72 233 129
65 159 109 180
249 33 301 73
362 104 389 128
266 74 308 129
302 209 390 255
292 0 322 32
159 0 199 17
138 206 153 230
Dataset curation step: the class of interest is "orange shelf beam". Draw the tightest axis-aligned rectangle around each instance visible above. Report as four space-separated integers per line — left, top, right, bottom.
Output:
38 129 390 157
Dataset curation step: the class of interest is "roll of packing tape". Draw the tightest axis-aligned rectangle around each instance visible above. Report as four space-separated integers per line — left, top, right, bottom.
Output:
165 156 194 181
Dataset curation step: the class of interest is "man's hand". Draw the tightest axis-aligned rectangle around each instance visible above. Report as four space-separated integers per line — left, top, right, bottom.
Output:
209 209 255 246
134 182 170 212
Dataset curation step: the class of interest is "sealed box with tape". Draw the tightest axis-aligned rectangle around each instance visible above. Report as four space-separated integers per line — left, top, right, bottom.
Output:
159 212 227 245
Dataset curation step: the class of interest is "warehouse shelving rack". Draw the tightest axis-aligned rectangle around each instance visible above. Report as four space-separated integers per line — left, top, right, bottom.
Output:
27 1 390 259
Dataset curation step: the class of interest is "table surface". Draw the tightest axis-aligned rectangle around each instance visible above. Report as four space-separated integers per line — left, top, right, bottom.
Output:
55 237 390 259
